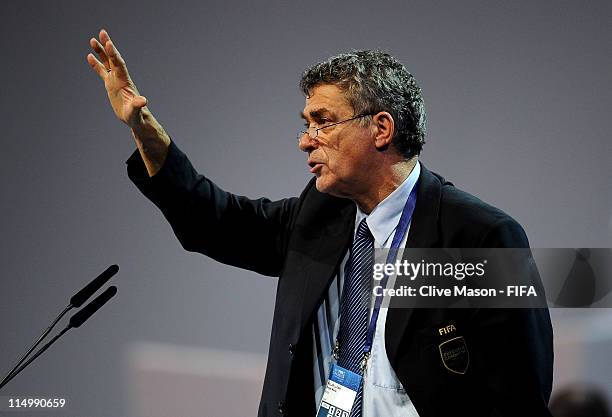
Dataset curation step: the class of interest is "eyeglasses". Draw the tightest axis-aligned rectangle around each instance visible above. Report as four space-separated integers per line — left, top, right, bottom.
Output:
297 113 373 142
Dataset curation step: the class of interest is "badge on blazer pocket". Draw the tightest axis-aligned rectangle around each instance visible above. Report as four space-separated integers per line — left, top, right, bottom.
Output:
438 336 469 375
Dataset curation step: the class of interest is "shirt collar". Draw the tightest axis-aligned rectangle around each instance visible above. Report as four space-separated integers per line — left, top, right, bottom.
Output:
355 161 421 247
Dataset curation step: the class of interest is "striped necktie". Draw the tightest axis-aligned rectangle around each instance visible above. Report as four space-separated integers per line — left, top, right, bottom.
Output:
337 218 374 417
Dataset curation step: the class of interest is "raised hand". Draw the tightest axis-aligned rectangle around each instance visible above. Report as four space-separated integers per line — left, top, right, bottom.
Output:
87 29 148 129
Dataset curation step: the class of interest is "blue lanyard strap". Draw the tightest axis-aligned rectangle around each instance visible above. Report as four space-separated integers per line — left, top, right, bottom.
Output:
361 182 418 359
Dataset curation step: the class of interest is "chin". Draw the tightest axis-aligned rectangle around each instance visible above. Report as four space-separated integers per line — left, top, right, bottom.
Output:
314 175 333 194
314 175 342 197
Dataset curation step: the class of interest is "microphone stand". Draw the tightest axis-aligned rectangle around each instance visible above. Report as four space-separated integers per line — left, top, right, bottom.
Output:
0 304 73 388
0 264 119 391
0 326 72 390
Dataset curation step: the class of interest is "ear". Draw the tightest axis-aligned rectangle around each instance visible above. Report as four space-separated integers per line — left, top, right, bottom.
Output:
372 112 395 150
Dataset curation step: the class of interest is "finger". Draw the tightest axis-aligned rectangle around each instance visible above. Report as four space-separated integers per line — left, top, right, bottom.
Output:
104 40 128 76
90 37 110 70
86 53 110 79
99 28 110 44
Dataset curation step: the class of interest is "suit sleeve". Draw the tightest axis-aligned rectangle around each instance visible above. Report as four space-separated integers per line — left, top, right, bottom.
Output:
126 141 302 277
473 218 554 416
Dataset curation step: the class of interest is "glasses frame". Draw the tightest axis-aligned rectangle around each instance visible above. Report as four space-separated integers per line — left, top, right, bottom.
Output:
297 113 374 142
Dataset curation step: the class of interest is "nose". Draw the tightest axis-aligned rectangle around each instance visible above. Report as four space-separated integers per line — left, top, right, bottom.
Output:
298 132 318 153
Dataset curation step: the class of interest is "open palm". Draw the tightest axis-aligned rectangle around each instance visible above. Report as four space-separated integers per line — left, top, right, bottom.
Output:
87 29 147 128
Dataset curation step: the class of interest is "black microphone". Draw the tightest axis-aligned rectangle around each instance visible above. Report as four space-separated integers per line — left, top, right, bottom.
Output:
69 285 117 328
0 265 119 389
0 286 118 390
70 264 119 308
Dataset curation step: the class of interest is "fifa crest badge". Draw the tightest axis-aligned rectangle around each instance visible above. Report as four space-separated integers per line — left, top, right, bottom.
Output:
438 336 469 374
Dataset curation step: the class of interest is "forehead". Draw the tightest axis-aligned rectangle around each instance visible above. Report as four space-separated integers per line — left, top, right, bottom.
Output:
301 84 353 119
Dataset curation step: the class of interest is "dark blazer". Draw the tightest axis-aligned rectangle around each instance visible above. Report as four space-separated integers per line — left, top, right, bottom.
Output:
128 142 554 417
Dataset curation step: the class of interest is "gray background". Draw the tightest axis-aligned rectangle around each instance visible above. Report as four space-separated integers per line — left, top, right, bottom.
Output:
1 0 611 416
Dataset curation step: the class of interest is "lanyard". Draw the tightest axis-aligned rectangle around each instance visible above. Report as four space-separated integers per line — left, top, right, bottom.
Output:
334 181 419 371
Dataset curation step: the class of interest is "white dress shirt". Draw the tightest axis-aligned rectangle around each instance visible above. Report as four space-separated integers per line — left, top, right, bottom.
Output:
313 161 421 417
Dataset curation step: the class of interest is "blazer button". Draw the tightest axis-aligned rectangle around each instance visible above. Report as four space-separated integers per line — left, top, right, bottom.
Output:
278 400 287 415
288 343 295 355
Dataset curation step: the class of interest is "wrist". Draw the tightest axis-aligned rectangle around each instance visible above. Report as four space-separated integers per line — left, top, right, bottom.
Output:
129 107 153 134
130 109 171 150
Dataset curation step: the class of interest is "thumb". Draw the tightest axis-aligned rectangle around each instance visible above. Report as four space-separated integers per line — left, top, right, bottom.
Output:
132 95 147 108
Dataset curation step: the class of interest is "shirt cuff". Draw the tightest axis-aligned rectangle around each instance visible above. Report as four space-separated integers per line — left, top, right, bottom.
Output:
125 140 183 186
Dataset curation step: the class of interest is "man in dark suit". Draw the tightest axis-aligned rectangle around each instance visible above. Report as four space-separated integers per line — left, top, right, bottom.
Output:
88 29 553 417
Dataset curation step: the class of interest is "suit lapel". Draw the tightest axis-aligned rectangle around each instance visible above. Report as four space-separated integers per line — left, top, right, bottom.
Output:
290 166 444 363
294 191 356 333
385 164 442 363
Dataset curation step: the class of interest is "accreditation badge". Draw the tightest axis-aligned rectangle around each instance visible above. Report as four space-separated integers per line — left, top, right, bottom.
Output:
316 364 362 417
438 336 470 374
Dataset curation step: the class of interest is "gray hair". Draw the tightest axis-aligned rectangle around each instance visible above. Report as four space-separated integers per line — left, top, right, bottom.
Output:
299 50 426 159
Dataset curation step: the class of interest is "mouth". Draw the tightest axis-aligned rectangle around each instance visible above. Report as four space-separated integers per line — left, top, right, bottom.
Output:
308 161 323 174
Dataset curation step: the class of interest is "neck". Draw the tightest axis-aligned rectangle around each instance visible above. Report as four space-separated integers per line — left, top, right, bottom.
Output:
354 157 418 214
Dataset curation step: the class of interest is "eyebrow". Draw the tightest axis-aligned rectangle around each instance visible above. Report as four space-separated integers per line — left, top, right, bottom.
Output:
299 107 336 121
